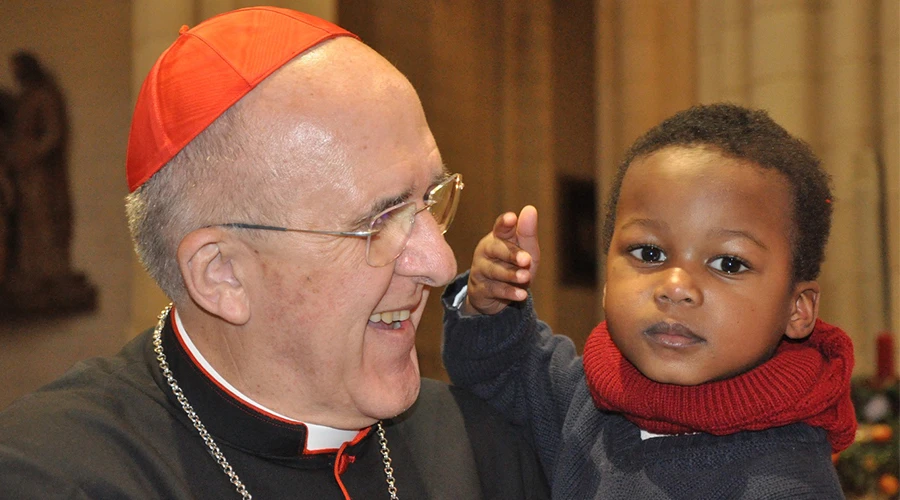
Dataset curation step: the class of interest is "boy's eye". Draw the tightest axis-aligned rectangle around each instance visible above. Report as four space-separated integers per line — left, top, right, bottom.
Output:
709 256 749 274
628 245 666 263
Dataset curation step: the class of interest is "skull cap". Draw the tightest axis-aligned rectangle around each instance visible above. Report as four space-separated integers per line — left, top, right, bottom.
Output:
126 7 357 192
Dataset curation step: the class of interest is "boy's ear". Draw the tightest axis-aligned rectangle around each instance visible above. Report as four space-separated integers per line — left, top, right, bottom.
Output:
785 281 820 340
177 228 251 325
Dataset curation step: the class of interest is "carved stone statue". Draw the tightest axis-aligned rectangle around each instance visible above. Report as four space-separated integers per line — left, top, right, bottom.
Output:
0 88 15 287
1 51 95 316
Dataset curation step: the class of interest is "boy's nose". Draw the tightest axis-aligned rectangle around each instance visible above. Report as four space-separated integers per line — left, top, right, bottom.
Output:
654 267 702 307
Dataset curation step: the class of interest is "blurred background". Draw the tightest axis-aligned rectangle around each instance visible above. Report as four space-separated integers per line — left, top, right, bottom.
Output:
0 3 897 484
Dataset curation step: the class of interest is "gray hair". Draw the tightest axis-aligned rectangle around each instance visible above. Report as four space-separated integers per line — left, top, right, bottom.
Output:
125 99 290 301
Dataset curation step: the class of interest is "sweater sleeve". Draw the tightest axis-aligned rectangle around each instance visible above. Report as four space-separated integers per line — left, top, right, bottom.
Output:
441 272 585 474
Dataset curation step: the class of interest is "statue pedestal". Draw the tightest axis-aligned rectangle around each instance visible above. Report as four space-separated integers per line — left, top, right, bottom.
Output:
0 271 97 318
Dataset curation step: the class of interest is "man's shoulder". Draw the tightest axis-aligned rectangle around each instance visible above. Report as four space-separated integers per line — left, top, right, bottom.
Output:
0 331 188 497
0 330 161 444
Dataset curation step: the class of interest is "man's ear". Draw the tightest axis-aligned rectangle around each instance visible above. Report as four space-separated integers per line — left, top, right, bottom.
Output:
177 228 250 325
785 281 820 340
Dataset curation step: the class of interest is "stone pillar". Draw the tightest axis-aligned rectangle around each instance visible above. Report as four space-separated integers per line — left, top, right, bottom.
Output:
879 0 900 369
198 0 335 22
816 0 881 375
132 1 194 95
696 0 750 104
748 0 817 138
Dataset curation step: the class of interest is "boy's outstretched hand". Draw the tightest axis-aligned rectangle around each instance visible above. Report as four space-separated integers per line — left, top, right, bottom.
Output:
464 205 540 315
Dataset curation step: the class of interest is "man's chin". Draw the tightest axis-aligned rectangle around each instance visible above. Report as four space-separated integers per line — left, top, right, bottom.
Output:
361 375 421 421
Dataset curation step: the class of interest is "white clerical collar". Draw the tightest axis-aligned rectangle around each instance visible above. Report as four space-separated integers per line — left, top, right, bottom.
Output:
172 309 360 451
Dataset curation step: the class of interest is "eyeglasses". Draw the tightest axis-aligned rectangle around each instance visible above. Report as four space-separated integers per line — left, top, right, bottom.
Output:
219 173 463 267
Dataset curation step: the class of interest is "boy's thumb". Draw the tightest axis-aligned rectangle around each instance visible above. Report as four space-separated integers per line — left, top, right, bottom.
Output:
516 205 540 269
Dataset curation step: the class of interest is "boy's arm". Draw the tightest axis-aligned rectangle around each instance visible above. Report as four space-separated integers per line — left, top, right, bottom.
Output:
442 278 583 477
441 207 584 475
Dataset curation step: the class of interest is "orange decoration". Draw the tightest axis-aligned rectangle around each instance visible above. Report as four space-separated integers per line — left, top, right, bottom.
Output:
871 424 893 443
879 474 899 495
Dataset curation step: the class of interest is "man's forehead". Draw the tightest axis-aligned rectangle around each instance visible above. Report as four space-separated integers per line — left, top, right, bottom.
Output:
253 45 413 125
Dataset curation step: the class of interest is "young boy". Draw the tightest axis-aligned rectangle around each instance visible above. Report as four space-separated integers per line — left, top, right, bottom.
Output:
442 103 856 499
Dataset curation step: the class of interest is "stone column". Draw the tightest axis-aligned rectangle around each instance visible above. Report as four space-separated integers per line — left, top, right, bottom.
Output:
198 0 335 22
816 0 881 375
879 0 900 368
696 0 750 104
748 0 817 137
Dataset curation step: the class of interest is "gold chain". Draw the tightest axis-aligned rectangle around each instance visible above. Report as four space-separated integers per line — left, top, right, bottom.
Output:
152 304 399 499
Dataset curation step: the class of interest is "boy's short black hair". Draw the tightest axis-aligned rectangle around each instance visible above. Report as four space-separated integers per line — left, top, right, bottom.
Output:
602 103 833 283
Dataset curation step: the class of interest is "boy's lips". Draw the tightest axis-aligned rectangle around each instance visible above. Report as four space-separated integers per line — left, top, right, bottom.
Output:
643 322 704 348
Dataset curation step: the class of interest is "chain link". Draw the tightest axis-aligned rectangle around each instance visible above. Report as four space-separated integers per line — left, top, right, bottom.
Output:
377 422 399 499
152 304 399 499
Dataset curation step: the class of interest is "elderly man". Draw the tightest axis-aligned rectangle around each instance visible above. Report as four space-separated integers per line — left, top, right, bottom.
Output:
0 7 548 499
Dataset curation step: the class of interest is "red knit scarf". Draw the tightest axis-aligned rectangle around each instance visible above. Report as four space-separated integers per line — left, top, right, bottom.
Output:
582 319 857 452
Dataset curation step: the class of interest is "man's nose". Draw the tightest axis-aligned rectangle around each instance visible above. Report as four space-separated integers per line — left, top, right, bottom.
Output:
654 267 702 307
394 210 457 286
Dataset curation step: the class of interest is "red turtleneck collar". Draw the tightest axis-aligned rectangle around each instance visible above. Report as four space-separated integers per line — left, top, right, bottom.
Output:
583 319 857 452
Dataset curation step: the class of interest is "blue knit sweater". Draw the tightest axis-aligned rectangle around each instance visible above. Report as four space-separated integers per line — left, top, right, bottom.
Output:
441 274 845 499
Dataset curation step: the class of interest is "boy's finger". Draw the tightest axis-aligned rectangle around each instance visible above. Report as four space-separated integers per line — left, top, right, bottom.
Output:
485 281 528 302
483 237 530 267
470 279 527 309
515 205 540 272
492 211 519 241
478 257 531 285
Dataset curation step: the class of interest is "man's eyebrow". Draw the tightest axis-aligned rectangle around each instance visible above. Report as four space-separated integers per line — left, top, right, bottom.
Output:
709 228 769 250
431 167 451 187
351 189 413 228
351 167 449 227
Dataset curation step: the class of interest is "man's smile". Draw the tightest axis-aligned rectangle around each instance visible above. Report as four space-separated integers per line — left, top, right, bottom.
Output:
369 309 412 329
